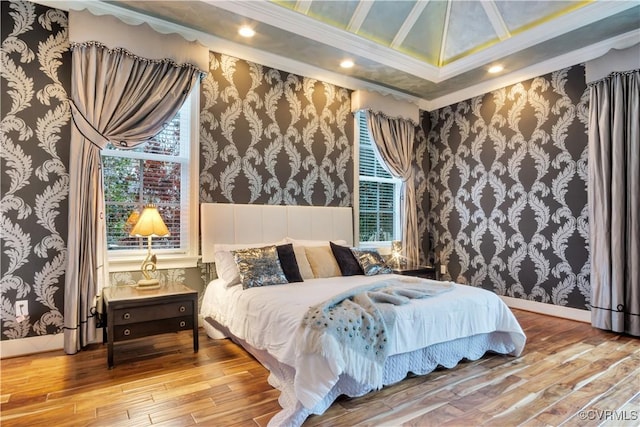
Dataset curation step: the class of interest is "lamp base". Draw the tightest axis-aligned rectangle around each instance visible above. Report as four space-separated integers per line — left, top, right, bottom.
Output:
136 278 160 290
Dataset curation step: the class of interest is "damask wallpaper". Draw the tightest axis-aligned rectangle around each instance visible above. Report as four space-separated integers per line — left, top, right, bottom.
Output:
426 65 591 310
199 52 353 207
1 0 70 339
1 0 593 345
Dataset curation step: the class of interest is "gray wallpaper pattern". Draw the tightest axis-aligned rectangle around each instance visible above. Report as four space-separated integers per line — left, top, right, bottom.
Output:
1 0 70 339
426 65 591 310
1 1 594 345
200 52 353 207
415 113 430 266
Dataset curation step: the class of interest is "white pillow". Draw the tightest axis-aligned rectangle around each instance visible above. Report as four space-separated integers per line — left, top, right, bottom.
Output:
214 241 286 286
214 242 267 286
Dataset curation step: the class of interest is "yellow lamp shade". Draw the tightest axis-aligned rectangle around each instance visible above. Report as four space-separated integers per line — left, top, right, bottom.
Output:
129 204 170 238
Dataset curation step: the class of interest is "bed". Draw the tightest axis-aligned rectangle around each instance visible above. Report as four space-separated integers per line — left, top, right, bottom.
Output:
199 203 526 426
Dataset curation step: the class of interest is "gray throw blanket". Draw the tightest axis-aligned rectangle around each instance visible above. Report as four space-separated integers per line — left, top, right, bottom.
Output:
298 277 454 389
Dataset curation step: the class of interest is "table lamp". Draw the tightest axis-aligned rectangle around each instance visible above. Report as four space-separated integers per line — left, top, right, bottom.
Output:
129 204 170 289
390 240 404 268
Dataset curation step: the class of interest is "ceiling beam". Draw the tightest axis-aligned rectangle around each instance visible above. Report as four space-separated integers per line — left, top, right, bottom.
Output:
480 1 511 41
438 0 452 67
347 1 373 33
390 0 430 49
294 1 312 15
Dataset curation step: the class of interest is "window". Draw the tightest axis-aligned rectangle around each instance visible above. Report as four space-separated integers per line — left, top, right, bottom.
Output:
356 111 401 246
102 88 199 271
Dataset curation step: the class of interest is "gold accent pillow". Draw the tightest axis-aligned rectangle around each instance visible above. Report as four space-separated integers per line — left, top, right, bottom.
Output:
304 245 342 278
293 245 315 280
232 245 288 289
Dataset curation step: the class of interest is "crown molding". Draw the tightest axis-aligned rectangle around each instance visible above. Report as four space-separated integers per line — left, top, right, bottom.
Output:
208 0 636 83
32 0 424 108
205 0 442 81
437 1 637 80
424 29 640 111
31 0 639 114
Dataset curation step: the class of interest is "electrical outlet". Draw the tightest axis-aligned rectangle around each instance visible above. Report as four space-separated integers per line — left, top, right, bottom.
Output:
15 300 28 317
440 265 447 275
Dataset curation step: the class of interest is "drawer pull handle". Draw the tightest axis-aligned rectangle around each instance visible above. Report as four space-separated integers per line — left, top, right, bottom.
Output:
179 321 186 328
124 329 131 336
179 306 186 312
123 313 131 320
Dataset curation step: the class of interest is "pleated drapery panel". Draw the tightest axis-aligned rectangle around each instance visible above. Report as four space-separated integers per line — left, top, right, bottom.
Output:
588 70 639 337
64 42 202 354
365 110 419 264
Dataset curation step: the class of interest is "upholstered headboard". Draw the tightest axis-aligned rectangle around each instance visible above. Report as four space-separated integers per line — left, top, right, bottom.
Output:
200 203 354 263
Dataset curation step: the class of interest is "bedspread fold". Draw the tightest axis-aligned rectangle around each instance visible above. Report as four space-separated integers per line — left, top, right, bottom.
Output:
297 278 454 404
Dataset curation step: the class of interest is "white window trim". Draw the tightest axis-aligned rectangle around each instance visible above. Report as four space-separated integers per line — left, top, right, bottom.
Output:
354 110 402 250
107 85 200 272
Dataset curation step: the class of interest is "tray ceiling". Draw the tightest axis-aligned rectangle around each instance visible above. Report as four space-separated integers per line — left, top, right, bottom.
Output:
51 0 640 108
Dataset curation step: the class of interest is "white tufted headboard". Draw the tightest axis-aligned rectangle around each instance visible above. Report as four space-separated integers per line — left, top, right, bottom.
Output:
200 203 354 263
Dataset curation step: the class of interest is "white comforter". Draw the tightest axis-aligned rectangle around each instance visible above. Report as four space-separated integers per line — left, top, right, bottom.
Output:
201 275 526 411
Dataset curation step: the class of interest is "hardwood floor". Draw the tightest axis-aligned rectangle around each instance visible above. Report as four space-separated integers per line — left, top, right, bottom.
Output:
1 309 638 426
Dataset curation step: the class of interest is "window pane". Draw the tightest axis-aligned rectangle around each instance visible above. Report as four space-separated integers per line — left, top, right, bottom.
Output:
154 204 181 249
105 203 141 250
130 115 182 156
102 157 141 204
141 160 181 204
357 111 398 243
359 181 396 242
102 98 190 253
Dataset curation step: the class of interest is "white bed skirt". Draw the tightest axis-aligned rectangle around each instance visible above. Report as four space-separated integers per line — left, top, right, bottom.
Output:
204 317 517 427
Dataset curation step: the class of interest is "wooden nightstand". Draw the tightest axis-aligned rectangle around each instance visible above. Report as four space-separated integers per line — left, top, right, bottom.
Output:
102 283 198 368
391 263 437 280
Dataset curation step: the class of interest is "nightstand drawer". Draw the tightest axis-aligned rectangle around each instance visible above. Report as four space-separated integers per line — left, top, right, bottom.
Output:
113 316 193 341
103 283 199 368
113 301 193 325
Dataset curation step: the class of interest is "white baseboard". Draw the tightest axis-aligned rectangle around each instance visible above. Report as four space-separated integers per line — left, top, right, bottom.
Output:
0 333 64 359
501 296 591 323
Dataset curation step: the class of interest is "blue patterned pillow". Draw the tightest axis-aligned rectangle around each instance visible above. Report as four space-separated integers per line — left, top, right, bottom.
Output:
232 245 288 289
350 248 392 276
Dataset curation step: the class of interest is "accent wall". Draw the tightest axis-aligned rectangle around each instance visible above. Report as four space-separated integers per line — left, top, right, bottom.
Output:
426 65 591 310
1 0 70 340
199 52 353 207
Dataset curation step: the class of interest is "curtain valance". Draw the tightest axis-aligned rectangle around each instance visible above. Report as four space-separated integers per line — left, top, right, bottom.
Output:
351 90 419 124
69 9 209 73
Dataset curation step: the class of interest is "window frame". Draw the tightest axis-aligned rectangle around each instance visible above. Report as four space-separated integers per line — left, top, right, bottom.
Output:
104 86 200 272
354 110 402 249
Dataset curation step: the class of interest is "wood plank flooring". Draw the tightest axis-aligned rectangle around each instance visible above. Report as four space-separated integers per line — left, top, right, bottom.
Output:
1 309 638 426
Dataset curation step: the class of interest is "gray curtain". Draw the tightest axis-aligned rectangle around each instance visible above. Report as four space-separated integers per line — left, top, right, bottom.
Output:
588 70 639 337
365 110 419 264
64 43 202 353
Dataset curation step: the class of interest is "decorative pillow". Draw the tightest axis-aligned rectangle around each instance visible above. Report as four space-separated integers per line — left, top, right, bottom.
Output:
232 245 288 289
305 245 342 278
350 248 392 276
214 242 267 286
330 241 363 276
276 244 304 283
292 245 315 280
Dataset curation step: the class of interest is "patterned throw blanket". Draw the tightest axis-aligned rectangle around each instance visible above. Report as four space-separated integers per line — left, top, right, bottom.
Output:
298 277 454 389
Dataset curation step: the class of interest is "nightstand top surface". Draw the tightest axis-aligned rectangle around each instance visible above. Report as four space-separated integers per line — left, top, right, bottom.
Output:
391 263 435 273
103 283 196 303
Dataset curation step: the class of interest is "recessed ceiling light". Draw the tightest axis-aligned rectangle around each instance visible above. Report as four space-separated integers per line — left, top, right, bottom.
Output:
238 26 255 38
340 59 354 69
488 64 504 74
